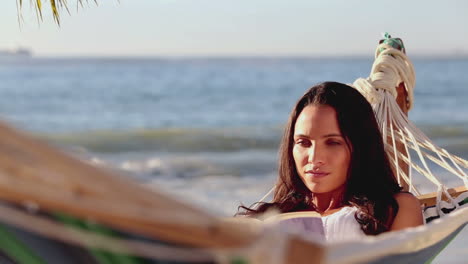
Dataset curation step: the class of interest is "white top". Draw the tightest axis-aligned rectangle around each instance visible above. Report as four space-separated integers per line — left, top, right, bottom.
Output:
322 206 366 243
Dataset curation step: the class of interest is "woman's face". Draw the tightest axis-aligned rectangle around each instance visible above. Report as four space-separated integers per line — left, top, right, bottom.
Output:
292 104 351 194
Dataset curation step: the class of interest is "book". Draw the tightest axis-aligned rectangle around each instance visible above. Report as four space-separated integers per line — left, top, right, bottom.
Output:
262 211 325 238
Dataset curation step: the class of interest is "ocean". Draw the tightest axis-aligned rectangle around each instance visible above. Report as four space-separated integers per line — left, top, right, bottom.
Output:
1 57 467 263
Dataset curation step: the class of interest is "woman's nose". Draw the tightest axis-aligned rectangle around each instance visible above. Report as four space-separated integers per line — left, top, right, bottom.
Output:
307 144 324 164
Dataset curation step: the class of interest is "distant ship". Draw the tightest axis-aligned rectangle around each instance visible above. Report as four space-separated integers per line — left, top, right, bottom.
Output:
0 48 33 59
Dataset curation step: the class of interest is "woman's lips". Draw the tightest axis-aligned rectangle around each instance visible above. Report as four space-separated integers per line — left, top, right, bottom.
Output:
305 171 330 178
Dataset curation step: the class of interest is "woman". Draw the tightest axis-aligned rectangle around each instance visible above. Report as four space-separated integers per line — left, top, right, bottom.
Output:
238 82 423 239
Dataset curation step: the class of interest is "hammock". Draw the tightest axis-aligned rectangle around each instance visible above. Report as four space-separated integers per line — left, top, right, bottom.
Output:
0 34 467 264
351 33 468 206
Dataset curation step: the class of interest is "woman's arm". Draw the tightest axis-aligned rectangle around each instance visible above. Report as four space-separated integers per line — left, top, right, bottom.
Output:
390 192 424 231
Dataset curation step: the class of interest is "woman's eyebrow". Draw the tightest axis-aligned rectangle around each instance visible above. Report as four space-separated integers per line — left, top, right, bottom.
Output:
323 133 343 138
293 133 343 138
293 134 309 138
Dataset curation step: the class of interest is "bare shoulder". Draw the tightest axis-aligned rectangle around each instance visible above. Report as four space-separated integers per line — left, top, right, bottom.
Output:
394 192 421 209
390 192 424 231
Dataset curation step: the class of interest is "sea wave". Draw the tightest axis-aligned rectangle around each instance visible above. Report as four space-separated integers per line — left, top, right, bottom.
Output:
419 124 468 138
418 125 468 156
38 126 284 153
37 124 468 154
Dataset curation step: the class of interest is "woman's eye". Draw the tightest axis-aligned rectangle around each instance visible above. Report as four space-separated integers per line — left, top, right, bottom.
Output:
327 140 342 146
295 139 310 147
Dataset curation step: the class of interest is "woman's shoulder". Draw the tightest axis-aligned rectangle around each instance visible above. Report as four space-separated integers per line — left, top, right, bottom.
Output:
390 192 424 231
393 192 421 208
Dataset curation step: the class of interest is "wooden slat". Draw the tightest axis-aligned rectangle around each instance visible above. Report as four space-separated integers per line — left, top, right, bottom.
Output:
417 186 468 207
0 122 205 212
0 121 243 247
0 121 326 263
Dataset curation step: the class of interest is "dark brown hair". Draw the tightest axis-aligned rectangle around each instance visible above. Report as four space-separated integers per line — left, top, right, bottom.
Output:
237 82 402 235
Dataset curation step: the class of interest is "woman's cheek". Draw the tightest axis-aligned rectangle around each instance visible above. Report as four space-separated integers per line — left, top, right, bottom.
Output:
292 146 306 166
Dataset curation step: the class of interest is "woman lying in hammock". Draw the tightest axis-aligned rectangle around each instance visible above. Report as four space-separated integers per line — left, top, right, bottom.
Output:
237 81 424 242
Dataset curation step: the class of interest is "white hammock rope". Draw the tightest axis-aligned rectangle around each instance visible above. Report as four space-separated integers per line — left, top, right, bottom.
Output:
354 44 416 109
398 126 414 192
258 186 275 204
391 129 467 176
351 41 468 215
385 153 420 196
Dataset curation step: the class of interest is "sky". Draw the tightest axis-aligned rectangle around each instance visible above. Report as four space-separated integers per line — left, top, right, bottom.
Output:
1 0 468 57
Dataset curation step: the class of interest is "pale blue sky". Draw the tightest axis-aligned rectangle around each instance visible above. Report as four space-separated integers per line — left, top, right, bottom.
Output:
1 0 468 57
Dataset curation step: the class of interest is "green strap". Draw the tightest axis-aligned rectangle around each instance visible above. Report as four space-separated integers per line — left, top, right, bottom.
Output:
460 197 468 206
54 212 146 264
230 256 250 264
379 32 406 54
0 224 46 264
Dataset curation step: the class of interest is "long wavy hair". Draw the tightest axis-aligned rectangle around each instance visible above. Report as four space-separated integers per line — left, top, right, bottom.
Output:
237 82 402 235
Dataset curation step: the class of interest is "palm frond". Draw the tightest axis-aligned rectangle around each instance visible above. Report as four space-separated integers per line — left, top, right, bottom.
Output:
15 0 24 25
36 0 43 20
50 0 60 25
17 0 89 25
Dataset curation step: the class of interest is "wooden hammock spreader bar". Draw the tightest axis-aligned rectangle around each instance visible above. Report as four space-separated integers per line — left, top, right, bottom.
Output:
0 121 242 247
0 121 326 263
417 186 468 207
0 122 202 212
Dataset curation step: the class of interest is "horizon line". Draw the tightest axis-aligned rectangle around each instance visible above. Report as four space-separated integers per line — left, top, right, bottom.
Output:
28 53 468 59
